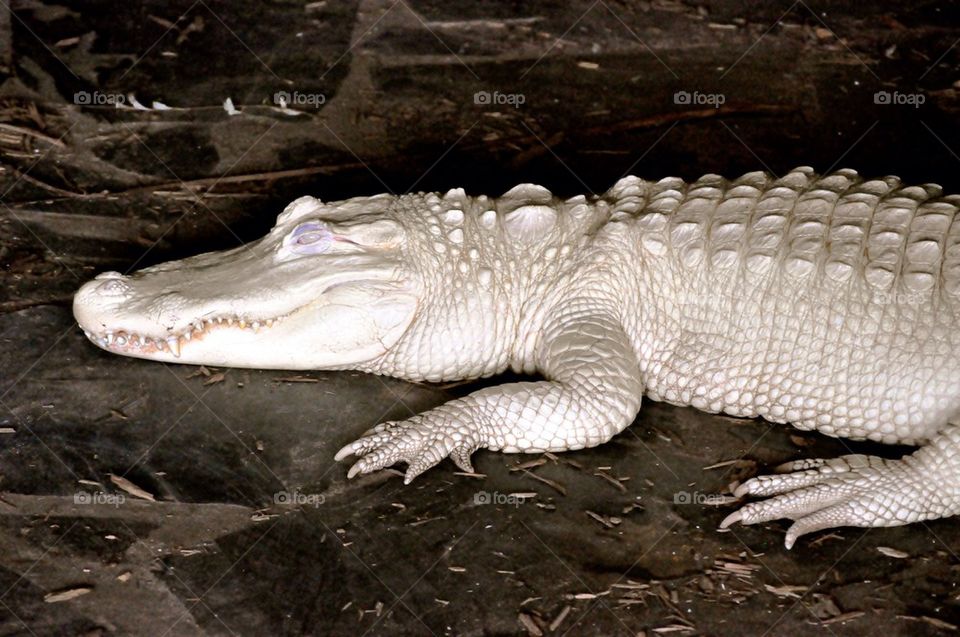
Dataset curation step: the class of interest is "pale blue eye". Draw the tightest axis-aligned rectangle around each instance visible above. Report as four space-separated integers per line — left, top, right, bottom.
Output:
288 222 332 254
296 232 324 245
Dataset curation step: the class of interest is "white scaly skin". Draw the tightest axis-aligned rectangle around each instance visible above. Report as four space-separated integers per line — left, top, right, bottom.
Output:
73 167 960 549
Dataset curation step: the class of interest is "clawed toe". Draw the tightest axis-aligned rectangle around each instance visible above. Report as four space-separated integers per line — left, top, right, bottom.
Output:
720 453 921 549
335 417 480 483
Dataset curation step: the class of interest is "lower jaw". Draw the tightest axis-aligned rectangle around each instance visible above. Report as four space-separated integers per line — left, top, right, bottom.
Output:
82 316 282 359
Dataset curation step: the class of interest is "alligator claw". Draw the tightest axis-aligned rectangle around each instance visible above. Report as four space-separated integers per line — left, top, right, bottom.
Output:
335 416 480 484
721 453 939 549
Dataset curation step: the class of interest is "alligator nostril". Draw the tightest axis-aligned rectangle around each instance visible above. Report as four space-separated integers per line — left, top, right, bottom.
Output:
94 271 124 281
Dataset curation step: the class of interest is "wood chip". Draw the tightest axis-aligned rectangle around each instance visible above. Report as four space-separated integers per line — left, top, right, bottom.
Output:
45 586 92 602
897 615 959 631
586 511 621 529
820 611 865 625
203 372 226 386
548 605 571 631
652 625 695 633
576 61 599 70
275 375 318 383
521 470 566 495
0 427 14 434
510 459 547 472
408 516 445 527
568 591 610 600
452 471 487 479
108 474 156 501
877 546 909 559
447 566 466 573
701 459 739 470
186 365 212 379
594 470 627 492
518 612 543 636
764 584 807 598
116 571 131 582
809 532 845 546
814 26 834 40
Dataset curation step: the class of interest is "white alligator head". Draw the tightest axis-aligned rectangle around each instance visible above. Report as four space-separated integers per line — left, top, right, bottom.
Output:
73 194 420 369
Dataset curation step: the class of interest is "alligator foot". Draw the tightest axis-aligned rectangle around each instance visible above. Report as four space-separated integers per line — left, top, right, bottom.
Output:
720 441 960 549
334 412 481 484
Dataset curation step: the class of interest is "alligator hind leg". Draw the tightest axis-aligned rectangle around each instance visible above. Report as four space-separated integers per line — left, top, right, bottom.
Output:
721 422 960 549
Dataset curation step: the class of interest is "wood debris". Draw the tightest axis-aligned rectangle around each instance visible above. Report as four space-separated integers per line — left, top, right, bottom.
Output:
510 458 546 472
185 365 213 379
568 591 609 600
897 615 958 631
764 584 807 598
203 372 226 386
517 612 543 636
701 459 739 470
44 586 92 602
548 605 571 631
818 611 865 625
585 510 622 529
274 375 318 383
593 469 628 492
520 470 566 495
108 473 155 501
877 546 909 559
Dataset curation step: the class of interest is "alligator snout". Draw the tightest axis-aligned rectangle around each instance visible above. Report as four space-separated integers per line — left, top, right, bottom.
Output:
79 272 131 300
73 272 134 331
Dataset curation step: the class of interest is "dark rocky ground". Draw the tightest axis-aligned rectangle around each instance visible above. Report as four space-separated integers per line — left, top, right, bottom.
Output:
1 0 960 635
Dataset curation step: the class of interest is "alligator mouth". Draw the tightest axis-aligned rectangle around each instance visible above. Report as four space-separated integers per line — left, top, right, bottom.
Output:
81 314 282 358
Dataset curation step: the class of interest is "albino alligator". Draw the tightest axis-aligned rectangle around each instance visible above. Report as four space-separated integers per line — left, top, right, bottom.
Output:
73 167 960 549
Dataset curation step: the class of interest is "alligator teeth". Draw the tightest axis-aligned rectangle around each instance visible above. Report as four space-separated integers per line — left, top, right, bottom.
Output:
266 319 275 328
115 333 127 346
106 332 115 345
184 329 193 341
132 335 142 347
251 321 261 331
167 337 181 357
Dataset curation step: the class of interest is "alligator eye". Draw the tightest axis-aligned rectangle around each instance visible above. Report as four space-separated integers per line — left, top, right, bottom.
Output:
287 222 332 254
296 232 324 245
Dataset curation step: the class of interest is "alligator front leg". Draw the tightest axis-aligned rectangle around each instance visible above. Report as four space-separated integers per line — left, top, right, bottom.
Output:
335 302 644 483
721 425 960 549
